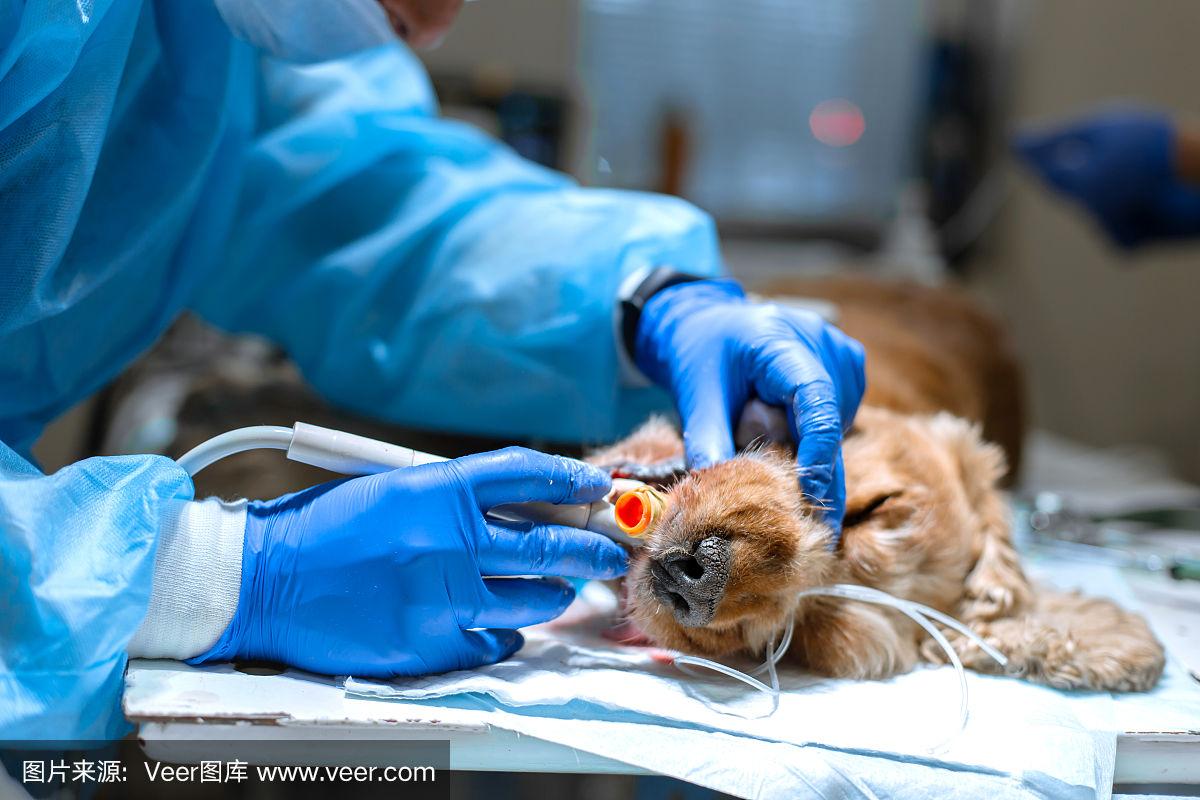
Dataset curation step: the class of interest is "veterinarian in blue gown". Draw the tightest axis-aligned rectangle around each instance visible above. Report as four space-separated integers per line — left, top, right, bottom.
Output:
0 0 866 741
1015 108 1200 247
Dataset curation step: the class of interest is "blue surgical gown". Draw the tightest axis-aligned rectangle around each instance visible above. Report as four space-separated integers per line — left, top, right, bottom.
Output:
0 0 722 740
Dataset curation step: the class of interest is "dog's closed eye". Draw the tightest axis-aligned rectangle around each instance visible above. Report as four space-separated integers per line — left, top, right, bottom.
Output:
843 493 898 528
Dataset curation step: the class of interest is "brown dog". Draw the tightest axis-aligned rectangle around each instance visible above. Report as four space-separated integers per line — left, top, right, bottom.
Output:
589 278 1164 692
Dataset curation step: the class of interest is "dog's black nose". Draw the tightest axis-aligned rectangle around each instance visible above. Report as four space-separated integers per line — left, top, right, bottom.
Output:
650 536 731 627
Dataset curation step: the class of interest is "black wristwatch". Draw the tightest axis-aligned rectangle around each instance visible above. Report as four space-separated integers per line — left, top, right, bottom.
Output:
620 267 707 363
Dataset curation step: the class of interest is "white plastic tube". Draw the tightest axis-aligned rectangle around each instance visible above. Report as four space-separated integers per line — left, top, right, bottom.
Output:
175 426 294 475
175 423 642 544
286 421 448 473
176 422 453 478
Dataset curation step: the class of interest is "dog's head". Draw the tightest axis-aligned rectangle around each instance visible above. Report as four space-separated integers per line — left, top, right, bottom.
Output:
625 407 1007 659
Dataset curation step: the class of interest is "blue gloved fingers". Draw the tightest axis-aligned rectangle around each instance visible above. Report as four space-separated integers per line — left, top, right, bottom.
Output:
480 520 628 579
676 361 739 470
1098 208 1146 249
744 338 844 511
1013 112 1186 250
471 577 576 629
456 447 611 511
822 451 847 534
791 380 845 521
1151 183 1200 239
454 629 525 670
749 341 844 520
1013 128 1093 196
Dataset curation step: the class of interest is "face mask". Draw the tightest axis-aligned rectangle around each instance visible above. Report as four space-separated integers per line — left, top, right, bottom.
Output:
214 0 397 63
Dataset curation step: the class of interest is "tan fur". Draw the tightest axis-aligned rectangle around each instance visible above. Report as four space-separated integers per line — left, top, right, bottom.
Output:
588 416 683 467
926 592 1166 692
591 278 1164 693
761 276 1026 480
626 450 837 658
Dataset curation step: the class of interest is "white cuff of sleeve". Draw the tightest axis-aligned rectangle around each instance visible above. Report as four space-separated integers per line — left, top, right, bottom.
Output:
128 497 247 660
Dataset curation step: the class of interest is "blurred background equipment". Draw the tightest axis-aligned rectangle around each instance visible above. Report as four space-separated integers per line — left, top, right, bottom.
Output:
424 0 1025 273
579 0 924 245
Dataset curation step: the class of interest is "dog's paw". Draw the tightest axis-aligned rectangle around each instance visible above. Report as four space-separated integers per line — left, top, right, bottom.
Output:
919 624 1008 675
935 594 1166 692
961 575 1022 621
1017 594 1166 692
959 540 1032 622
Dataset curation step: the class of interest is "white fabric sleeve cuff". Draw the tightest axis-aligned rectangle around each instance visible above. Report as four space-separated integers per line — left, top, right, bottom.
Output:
128 497 247 660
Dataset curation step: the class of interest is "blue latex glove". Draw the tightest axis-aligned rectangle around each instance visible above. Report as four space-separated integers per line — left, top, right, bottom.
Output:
192 448 625 677
635 279 866 529
1013 109 1200 248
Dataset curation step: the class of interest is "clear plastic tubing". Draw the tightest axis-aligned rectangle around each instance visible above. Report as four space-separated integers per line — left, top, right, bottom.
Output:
670 583 1007 749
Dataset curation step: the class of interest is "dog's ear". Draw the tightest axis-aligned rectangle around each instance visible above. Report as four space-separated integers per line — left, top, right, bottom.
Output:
925 413 1032 621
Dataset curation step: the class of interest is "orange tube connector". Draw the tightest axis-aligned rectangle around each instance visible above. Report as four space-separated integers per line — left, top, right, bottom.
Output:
613 486 667 537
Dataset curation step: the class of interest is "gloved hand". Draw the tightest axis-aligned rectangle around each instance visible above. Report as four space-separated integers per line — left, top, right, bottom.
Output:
635 279 866 529
1013 109 1200 248
191 448 625 677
